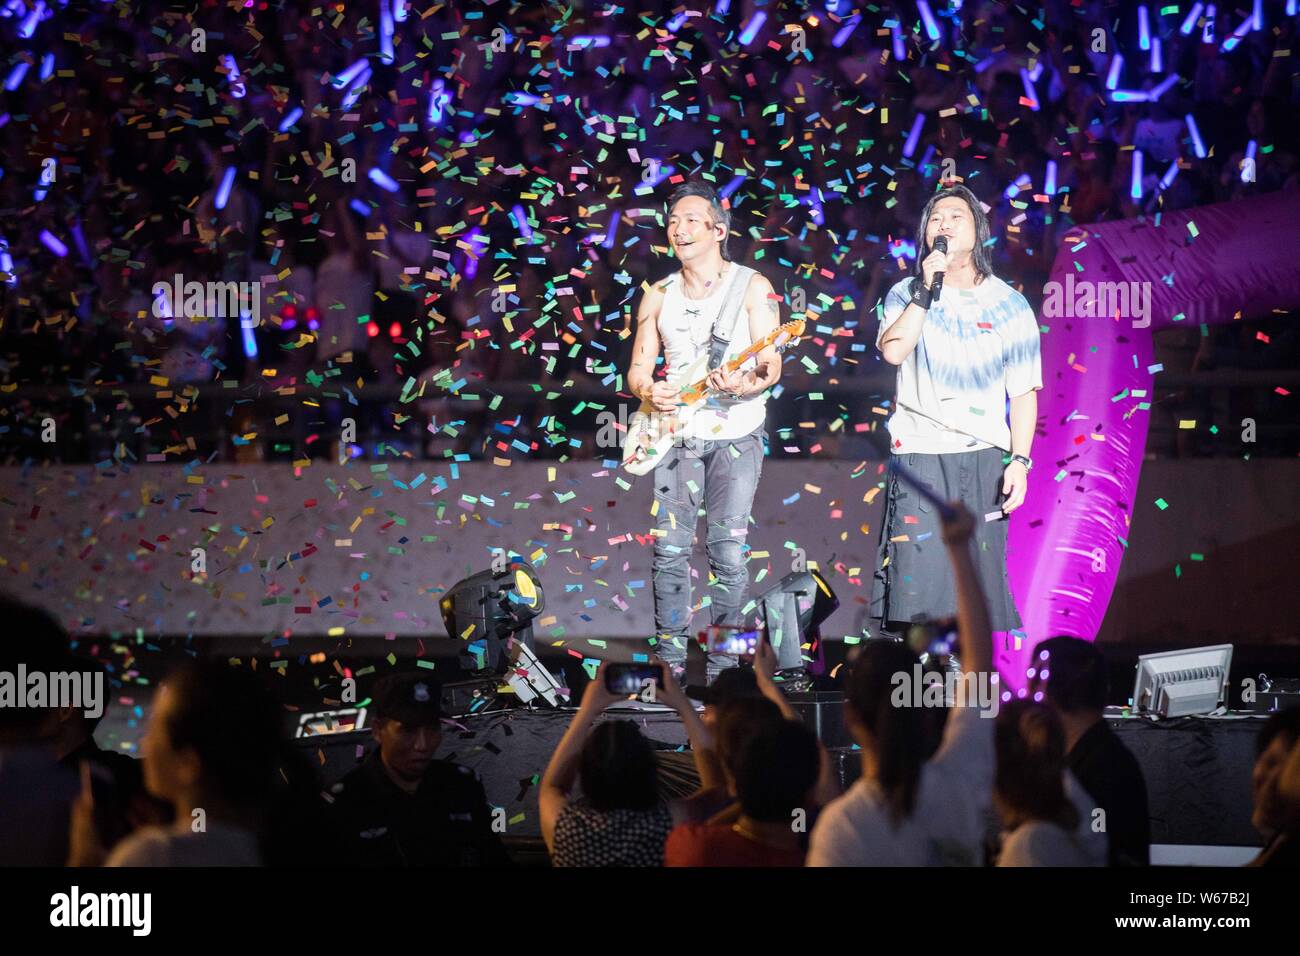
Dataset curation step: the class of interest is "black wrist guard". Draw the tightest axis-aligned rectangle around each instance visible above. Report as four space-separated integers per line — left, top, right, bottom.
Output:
909 279 932 310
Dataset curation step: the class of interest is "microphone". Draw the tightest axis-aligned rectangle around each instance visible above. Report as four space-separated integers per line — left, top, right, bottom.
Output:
930 235 947 303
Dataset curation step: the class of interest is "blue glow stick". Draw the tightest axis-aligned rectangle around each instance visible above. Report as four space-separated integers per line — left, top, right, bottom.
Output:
222 54 244 98
832 15 860 48
1105 53 1123 90
917 0 940 41
278 106 302 132
1186 113 1206 158
215 166 236 210
902 114 925 158
5 61 29 91
40 230 68 257
368 167 399 193
1161 160 1179 190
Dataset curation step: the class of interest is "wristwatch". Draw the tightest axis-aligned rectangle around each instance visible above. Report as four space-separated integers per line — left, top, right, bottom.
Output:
1010 454 1033 471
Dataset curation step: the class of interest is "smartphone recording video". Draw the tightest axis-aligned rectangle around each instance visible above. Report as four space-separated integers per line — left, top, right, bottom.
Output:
604 662 663 696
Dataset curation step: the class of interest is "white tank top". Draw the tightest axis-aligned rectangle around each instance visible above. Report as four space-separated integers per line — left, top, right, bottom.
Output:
656 266 767 442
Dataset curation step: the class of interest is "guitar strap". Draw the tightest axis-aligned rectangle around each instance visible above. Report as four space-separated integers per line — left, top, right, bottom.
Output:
706 263 755 371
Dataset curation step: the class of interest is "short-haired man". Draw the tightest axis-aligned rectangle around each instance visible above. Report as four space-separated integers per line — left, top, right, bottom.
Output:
626 181 784 683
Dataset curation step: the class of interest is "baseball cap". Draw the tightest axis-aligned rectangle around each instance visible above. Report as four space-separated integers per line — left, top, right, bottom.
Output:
371 671 443 727
685 666 764 705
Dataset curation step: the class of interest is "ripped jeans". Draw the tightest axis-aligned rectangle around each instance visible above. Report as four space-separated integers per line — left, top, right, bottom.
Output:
651 425 765 678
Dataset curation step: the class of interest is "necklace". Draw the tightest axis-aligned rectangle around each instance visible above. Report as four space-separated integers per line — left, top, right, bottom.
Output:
681 264 728 302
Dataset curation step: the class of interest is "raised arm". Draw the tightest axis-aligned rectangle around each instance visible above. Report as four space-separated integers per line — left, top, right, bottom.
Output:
539 664 619 852
879 250 947 365
940 504 993 690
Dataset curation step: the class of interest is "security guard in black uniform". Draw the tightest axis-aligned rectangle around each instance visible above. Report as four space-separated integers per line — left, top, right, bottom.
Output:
325 671 510 867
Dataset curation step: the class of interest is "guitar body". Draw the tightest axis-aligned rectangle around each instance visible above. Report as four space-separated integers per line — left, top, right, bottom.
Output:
620 319 805 477
621 353 710 477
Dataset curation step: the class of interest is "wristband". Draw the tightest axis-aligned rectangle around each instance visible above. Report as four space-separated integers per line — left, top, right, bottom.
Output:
909 279 932 310
1010 454 1033 471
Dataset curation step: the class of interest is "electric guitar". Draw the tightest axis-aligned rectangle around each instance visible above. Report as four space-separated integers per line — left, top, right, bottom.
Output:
620 318 806 476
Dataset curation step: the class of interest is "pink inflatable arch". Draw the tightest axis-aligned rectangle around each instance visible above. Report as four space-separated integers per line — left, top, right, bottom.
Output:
1000 189 1300 691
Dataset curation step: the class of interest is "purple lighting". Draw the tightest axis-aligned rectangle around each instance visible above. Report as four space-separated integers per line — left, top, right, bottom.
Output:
427 80 451 127
917 1 940 41
739 12 766 46
832 16 860 48
902 114 925 158
1105 54 1123 90
340 67 371 110
1186 113 1206 158
368 168 400 193
379 2 394 65
1020 68 1039 111
215 167 237 210
1161 160 1179 190
331 59 367 89
720 173 747 198
18 1 41 39
5 61 30 91
278 106 303 133
600 211 619 250
1180 2 1203 35
39 230 68 257
1149 74 1178 100
241 313 258 360
1221 14 1251 51
511 204 532 241
1138 5 1150 50
221 54 245 98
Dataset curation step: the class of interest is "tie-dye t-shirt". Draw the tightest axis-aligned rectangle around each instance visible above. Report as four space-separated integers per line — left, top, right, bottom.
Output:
876 274 1042 454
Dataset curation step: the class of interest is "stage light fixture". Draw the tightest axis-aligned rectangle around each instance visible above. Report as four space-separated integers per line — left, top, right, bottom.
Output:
744 567 839 672
439 558 568 706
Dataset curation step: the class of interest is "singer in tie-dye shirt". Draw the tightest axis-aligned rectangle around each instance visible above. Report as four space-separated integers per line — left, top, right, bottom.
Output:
869 186 1042 636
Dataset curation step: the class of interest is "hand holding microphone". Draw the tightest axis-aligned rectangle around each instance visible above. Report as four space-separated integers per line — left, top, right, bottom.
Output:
921 235 949 303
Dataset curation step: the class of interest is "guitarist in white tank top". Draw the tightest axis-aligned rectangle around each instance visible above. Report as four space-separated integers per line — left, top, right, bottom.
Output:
625 182 784 683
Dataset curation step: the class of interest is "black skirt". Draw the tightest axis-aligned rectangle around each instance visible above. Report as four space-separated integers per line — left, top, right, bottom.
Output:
868 447 1023 633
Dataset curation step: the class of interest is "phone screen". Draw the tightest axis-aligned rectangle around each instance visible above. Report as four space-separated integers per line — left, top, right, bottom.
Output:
605 663 663 696
701 625 760 657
